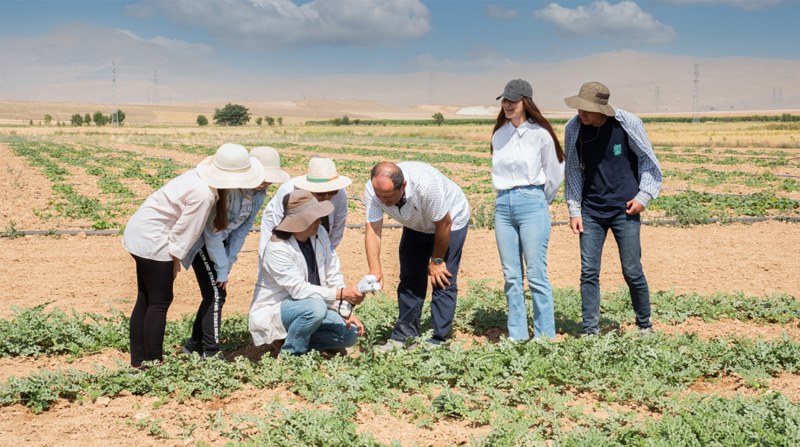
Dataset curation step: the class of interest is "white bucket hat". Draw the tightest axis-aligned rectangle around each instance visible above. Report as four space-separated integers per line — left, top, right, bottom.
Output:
197 143 265 189
293 157 352 193
250 146 290 184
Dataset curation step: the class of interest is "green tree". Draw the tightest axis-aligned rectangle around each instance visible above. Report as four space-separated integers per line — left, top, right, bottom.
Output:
83 113 92 126
93 111 108 126
70 114 83 126
255 117 263 126
43 114 53 125
277 117 283 126
213 103 250 126
111 109 126 125
432 112 445 126
265 116 275 126
196 115 209 126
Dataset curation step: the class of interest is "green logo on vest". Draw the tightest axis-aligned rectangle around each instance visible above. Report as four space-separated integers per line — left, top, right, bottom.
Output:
613 144 622 156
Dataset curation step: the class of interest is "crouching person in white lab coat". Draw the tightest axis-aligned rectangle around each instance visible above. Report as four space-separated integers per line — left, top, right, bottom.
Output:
249 190 365 357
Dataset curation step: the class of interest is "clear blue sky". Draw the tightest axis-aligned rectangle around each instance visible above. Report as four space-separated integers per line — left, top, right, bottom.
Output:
1 0 798 77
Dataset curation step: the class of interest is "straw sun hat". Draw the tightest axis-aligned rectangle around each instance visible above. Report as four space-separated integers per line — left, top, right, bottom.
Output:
564 81 616 117
250 146 291 184
197 143 265 189
293 157 352 193
274 190 335 233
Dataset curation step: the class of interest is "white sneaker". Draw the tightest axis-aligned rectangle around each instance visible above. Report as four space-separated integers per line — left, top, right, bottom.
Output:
375 339 404 352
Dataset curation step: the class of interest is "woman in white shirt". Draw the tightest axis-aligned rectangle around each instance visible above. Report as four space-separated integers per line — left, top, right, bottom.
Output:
122 143 265 368
249 190 365 357
491 79 565 340
180 147 290 359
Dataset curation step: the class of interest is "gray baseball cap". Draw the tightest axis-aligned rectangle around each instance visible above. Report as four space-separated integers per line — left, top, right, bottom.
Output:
496 79 533 101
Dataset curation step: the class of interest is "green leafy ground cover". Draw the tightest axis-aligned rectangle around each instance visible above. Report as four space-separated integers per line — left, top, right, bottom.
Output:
7 134 799 231
1 285 798 445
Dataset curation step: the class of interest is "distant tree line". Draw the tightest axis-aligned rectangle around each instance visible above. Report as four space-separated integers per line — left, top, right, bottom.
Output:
196 103 283 127
62 110 126 126
304 113 800 127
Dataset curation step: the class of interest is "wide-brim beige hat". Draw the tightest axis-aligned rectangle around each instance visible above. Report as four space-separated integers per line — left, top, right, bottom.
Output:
275 190 335 233
564 81 616 117
197 143 265 189
250 146 290 183
293 157 352 193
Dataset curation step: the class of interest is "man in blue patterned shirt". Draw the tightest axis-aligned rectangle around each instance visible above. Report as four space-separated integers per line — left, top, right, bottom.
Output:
563 81 662 336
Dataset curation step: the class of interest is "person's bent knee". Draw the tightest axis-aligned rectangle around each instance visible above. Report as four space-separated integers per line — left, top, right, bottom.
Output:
304 299 328 323
342 326 358 348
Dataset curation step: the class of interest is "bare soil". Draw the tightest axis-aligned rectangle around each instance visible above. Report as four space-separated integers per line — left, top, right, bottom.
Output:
1 124 799 445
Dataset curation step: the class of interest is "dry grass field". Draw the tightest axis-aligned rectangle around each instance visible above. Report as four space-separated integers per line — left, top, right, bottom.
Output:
0 104 799 446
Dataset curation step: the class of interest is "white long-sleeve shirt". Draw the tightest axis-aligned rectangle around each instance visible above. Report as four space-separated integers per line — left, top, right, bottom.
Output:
249 228 345 346
491 120 564 204
123 169 217 262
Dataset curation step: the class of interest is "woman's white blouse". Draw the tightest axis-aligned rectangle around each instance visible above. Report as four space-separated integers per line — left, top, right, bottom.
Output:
491 120 565 203
123 169 217 262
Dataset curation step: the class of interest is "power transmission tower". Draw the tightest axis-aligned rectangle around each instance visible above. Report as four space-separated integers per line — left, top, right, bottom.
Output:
152 70 159 104
428 70 434 105
111 61 119 127
654 85 662 113
692 63 700 124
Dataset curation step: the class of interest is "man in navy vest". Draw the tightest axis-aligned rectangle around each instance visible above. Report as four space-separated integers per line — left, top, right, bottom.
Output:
563 82 662 336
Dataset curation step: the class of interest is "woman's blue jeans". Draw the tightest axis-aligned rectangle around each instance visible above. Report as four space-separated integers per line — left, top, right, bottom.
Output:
579 212 652 334
280 298 358 355
494 185 555 340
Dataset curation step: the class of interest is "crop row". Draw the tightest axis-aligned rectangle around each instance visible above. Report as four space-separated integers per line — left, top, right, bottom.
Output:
2 330 798 444
2 285 798 444
3 284 799 360
7 138 800 231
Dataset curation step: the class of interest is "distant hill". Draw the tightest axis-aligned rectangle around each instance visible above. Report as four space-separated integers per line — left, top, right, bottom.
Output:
1 24 798 115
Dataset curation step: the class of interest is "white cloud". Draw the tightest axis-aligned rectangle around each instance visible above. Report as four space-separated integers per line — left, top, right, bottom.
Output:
534 1 676 44
125 0 431 47
659 0 784 11
117 29 214 56
487 4 518 19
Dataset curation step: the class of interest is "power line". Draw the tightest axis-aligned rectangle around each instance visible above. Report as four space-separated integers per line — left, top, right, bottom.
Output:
111 61 119 127
692 63 700 124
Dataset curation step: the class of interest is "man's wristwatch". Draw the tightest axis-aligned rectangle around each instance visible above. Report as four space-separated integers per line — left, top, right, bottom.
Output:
431 257 444 265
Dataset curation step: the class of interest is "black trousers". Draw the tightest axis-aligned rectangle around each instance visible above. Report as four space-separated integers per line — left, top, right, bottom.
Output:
390 225 468 343
188 246 228 354
129 254 174 367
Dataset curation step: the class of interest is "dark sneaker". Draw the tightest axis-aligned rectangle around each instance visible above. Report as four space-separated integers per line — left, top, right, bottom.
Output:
182 338 202 355
581 331 598 338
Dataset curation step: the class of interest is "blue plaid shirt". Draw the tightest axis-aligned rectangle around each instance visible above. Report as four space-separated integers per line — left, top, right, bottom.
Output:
564 108 662 218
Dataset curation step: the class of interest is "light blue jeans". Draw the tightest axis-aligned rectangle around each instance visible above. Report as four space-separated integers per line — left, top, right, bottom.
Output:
280 298 358 355
495 185 556 340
